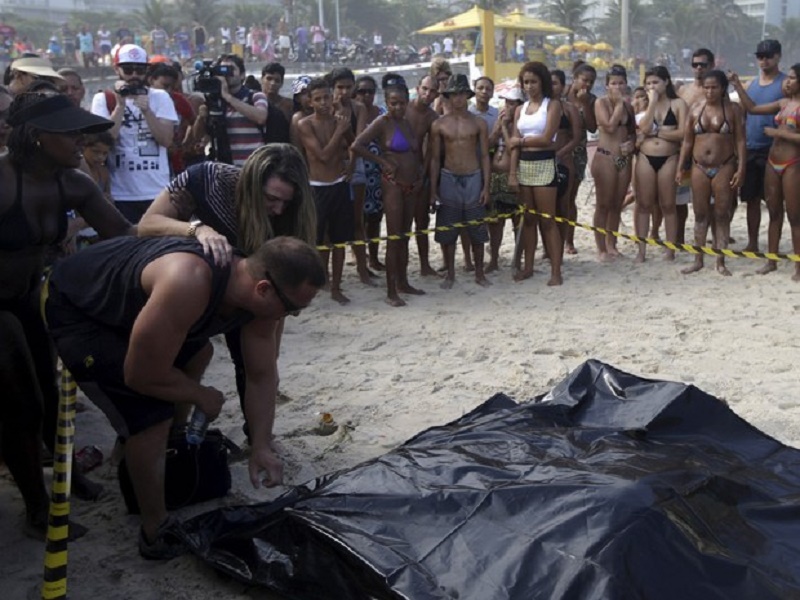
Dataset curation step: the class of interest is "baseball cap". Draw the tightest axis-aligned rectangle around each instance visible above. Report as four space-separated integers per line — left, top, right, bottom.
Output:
292 75 311 95
115 44 148 65
10 57 64 80
499 86 524 102
755 39 781 55
7 93 113 134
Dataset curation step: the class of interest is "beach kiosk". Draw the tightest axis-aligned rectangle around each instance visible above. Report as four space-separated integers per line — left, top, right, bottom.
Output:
416 5 571 81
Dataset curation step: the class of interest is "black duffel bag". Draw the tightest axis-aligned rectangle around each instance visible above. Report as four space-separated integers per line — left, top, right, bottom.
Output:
118 428 239 514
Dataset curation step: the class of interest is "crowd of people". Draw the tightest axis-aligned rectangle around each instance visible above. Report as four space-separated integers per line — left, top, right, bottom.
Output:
0 35 798 561
0 19 437 70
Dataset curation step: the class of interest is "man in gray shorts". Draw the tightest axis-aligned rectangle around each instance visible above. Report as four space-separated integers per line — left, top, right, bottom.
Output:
429 74 491 289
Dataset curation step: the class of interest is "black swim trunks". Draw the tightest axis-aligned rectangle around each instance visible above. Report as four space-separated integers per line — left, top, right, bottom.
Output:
312 180 356 245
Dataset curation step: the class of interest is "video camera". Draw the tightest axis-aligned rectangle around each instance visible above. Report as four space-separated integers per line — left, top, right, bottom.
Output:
118 84 148 97
193 59 234 95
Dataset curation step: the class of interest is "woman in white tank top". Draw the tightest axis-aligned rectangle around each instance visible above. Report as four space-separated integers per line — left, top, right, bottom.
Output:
508 62 563 286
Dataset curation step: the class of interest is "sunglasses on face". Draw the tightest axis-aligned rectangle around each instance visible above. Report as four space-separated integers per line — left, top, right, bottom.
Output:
265 271 304 317
756 53 775 60
121 65 147 75
356 88 376 95
691 62 708 69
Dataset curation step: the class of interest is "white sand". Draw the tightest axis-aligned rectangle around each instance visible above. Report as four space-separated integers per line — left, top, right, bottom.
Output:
4 181 800 599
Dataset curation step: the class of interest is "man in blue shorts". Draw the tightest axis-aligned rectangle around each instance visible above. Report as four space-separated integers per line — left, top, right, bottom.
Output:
429 74 491 289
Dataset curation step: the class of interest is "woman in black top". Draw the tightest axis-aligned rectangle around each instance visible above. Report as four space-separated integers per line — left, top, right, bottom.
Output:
0 86 132 537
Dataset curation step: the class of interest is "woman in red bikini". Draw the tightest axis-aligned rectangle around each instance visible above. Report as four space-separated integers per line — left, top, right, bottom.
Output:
731 64 800 280
351 74 423 306
677 70 745 276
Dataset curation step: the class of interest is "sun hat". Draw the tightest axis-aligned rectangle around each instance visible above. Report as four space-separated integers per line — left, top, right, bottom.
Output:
115 44 148 65
10 57 64 80
292 75 311 95
499 86 524 102
7 93 113 134
442 73 475 98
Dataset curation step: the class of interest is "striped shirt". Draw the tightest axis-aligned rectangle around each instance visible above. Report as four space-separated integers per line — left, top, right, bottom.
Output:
227 88 269 167
167 162 239 244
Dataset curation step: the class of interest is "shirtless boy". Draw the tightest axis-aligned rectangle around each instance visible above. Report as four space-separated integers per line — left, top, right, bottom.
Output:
406 75 440 276
297 78 355 304
429 74 491 289
328 67 372 283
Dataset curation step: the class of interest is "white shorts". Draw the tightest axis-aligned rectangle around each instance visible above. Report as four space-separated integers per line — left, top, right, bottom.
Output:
279 35 291 49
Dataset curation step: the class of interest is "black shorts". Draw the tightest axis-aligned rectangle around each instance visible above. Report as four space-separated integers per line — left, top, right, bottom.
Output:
740 148 770 203
46 291 206 438
114 200 153 224
312 181 355 245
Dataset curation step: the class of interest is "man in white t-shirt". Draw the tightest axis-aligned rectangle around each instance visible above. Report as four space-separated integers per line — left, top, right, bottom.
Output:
91 44 178 223
235 25 247 47
432 40 442 56
97 25 112 65
515 36 525 62
442 36 454 58
373 30 382 62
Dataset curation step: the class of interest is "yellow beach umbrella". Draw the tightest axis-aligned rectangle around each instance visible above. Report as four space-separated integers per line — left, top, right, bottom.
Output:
590 57 609 70
593 42 613 52
573 40 593 52
553 44 572 56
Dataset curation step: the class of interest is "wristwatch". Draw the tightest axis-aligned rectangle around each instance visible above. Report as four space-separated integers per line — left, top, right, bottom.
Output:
187 220 203 237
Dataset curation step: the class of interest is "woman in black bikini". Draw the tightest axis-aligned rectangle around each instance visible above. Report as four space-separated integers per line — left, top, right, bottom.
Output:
677 70 745 276
352 75 423 306
634 66 688 262
590 64 636 262
0 87 132 538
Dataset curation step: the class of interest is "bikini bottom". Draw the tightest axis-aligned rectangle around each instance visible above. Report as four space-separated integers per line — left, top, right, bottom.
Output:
693 155 736 179
642 153 676 174
768 155 800 177
596 147 630 172
382 172 416 195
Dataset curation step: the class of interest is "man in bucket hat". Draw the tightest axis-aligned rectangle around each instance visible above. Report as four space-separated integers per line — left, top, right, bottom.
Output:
8 56 64 96
429 74 491 289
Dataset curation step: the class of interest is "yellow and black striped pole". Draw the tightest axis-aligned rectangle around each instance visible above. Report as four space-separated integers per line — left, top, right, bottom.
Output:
41 369 77 600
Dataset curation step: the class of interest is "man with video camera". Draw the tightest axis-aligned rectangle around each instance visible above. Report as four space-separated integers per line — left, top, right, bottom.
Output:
188 54 268 167
91 44 178 222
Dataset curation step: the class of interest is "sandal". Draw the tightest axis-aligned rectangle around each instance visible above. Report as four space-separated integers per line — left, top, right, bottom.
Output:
138 516 188 560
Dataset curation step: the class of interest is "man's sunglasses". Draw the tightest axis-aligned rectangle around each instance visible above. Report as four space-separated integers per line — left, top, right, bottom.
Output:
756 53 775 60
265 271 304 317
120 65 147 75
356 88 376 95
691 62 708 69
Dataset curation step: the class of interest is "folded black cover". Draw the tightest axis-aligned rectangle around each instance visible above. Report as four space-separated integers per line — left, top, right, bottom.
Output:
183 360 800 599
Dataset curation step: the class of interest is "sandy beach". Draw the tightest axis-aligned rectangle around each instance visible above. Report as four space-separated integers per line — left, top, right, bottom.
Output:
3 179 800 599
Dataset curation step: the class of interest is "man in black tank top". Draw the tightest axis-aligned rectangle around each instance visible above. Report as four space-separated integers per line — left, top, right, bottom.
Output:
45 235 325 559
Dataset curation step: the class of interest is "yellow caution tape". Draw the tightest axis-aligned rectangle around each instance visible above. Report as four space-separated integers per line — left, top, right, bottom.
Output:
316 206 800 262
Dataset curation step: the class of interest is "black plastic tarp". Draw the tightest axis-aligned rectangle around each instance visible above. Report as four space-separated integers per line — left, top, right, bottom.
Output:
182 360 800 599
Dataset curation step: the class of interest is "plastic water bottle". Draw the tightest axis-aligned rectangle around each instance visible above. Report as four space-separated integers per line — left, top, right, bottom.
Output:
186 407 209 445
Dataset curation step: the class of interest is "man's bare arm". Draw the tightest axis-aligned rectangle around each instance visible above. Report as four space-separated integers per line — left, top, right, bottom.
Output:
241 318 283 488
124 255 224 418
